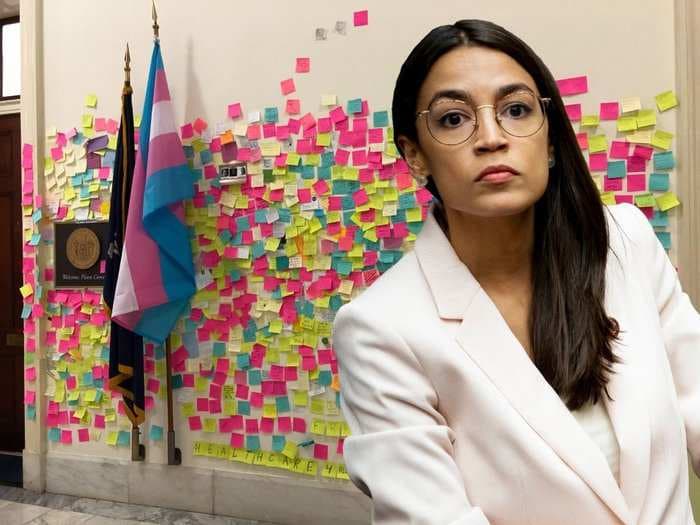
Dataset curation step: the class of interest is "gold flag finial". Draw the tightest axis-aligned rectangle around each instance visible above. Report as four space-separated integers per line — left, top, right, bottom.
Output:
124 42 131 84
152 0 159 41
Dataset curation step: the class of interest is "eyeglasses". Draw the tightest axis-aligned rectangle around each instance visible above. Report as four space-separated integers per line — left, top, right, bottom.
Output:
416 90 551 146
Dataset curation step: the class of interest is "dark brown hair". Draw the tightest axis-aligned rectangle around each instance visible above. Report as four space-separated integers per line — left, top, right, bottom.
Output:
392 19 620 410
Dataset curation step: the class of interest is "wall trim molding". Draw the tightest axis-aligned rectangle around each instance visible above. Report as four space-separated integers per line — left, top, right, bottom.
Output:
674 0 700 305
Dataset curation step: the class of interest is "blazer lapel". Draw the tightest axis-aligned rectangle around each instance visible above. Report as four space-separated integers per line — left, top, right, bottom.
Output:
601 251 651 524
414 204 633 524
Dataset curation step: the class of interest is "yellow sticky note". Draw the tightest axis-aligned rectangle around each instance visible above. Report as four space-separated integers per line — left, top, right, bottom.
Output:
616 116 637 133
260 141 281 157
134 114 142 127
588 135 608 154
203 418 217 433
651 130 674 151
635 109 656 128
627 130 652 144
311 419 326 435
635 193 656 208
316 133 331 147
655 90 679 112
580 115 600 128
621 96 642 114
19 284 33 298
599 191 616 206
293 390 308 407
82 114 94 128
321 94 337 106
656 192 680 212
106 431 118 446
282 441 298 459
108 135 118 150
85 94 97 108
406 207 423 223
286 152 301 166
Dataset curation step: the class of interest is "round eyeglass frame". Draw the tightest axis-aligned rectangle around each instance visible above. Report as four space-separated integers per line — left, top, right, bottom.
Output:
415 93 552 146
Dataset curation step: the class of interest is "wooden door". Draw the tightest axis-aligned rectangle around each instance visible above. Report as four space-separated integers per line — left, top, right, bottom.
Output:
0 113 24 451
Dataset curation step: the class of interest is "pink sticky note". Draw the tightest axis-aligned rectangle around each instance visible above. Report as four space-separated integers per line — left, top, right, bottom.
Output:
599 102 620 120
25 367 36 381
576 133 588 150
603 176 623 191
295 57 310 73
285 99 301 115
632 145 653 160
626 173 647 192
50 146 63 161
565 104 582 121
610 141 629 159
181 124 194 139
293 417 306 433
60 429 73 444
94 414 105 428
588 152 608 171
230 433 244 448
353 9 369 26
627 156 646 173
78 428 90 442
188 416 203 431
556 76 588 96
280 78 296 95
313 443 329 460
228 102 242 119
146 378 160 393
615 194 634 205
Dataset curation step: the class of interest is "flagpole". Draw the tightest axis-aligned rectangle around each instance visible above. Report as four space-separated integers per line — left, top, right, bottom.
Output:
123 41 146 462
152 0 181 466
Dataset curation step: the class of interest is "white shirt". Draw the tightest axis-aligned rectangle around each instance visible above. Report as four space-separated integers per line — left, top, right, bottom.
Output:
570 400 620 484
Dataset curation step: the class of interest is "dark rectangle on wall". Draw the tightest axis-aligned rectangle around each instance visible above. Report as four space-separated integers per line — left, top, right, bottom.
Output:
54 221 109 288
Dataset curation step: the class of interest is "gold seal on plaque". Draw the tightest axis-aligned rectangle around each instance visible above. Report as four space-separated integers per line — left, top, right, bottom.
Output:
66 227 100 270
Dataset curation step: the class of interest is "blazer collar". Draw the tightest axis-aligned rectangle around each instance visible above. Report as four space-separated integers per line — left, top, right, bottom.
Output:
413 202 480 319
413 203 650 525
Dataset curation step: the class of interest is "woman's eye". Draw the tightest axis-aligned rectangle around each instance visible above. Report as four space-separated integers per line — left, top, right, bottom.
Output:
502 103 531 119
438 111 470 127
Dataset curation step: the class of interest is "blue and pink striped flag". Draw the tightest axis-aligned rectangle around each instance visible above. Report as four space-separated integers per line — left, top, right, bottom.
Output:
112 41 196 344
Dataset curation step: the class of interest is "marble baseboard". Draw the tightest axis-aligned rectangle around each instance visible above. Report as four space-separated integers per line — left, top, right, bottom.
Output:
23 450 46 493
41 454 371 524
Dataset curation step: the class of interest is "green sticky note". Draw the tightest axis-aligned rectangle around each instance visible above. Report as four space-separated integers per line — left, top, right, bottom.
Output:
649 173 670 192
653 151 675 170
634 193 655 208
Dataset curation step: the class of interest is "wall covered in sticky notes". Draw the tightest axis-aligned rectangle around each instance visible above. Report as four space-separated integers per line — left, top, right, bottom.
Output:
25 0 679 488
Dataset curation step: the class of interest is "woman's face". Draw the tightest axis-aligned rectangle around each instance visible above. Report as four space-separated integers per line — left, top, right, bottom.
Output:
400 45 552 218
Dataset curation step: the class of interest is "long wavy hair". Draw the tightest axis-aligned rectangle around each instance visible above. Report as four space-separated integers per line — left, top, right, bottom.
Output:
392 19 620 410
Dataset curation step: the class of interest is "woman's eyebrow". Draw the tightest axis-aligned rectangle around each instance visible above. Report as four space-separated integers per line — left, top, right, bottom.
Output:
426 82 535 107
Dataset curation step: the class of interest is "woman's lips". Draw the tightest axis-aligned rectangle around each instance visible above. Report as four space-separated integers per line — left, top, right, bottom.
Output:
477 171 516 183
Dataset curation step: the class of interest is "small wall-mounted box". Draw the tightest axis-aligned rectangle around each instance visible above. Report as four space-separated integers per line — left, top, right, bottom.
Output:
218 160 247 185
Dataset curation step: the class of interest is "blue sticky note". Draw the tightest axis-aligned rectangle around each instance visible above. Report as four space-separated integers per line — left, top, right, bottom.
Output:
373 111 389 128
235 215 251 231
183 330 199 358
213 342 226 357
149 425 163 441
272 435 285 453
48 428 60 442
26 406 36 420
248 369 262 385
650 210 669 228
649 173 670 192
237 400 250 415
21 304 32 319
653 151 675 170
275 396 291 413
254 209 268 224
117 430 130 447
264 107 279 123
172 374 183 389
606 160 626 179
656 231 671 250
236 353 251 370
246 435 261 451
347 98 363 114
200 149 213 165
318 370 332 386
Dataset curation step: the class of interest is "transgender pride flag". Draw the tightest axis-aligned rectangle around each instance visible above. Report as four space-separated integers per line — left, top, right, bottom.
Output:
112 41 196 344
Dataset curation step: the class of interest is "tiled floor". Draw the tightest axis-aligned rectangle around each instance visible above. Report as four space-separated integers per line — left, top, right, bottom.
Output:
0 486 279 524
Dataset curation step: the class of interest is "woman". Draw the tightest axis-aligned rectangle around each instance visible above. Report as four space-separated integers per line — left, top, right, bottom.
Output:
332 19 700 525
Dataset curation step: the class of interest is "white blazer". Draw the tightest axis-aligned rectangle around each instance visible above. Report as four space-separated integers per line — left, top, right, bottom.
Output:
333 202 700 525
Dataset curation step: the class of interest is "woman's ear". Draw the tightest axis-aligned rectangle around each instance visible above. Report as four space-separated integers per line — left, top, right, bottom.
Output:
397 135 429 177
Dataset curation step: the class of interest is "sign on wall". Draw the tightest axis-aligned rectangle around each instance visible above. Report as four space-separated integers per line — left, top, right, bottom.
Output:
53 221 109 288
